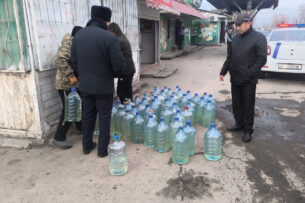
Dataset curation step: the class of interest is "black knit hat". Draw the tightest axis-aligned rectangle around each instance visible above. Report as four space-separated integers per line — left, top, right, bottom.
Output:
71 26 82 36
91 6 112 22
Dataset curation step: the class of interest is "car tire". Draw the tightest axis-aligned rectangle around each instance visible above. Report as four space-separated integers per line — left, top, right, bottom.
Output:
259 71 267 79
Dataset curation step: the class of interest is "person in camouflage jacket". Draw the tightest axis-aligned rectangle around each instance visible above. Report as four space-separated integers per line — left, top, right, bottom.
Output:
53 26 82 149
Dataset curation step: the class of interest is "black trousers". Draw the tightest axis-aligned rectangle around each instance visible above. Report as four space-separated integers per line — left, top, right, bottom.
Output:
231 83 256 132
178 35 184 50
81 93 113 154
54 90 82 141
117 73 134 103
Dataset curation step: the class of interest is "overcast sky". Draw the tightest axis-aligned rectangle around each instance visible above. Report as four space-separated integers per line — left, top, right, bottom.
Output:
200 0 305 27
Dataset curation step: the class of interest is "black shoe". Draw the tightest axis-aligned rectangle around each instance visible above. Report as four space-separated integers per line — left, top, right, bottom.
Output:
227 124 244 131
97 151 108 158
52 140 72 149
242 131 253 143
83 142 97 154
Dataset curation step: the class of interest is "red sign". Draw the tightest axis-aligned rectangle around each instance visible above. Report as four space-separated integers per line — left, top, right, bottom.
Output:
157 0 173 8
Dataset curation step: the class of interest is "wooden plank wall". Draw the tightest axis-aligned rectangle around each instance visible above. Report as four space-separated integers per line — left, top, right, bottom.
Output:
0 74 34 136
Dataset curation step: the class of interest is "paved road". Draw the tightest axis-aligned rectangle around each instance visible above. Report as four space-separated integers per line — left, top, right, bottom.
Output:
0 45 304 202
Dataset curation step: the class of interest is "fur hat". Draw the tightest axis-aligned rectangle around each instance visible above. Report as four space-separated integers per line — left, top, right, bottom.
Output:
71 26 82 36
91 6 112 22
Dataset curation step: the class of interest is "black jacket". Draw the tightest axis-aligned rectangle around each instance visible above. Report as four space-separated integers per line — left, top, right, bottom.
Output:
108 23 136 75
71 18 125 95
220 27 267 85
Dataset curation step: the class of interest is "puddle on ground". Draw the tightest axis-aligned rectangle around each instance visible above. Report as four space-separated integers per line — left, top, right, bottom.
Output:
219 90 230 95
273 107 301 118
221 104 267 118
157 168 219 200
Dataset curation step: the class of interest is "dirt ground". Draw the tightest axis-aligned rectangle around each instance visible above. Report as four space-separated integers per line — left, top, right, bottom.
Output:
0 45 304 203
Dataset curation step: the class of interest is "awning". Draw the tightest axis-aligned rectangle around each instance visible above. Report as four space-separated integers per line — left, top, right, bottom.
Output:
172 0 206 19
159 4 180 15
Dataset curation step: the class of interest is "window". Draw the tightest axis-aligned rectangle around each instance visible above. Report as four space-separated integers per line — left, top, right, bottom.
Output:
269 30 305 42
0 0 28 72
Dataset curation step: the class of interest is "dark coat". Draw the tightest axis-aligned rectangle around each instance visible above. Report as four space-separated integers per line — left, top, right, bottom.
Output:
71 18 125 95
220 27 267 85
108 23 135 75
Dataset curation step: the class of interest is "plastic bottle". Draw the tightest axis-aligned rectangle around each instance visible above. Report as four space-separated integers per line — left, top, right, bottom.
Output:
151 97 161 121
131 112 144 144
197 96 208 123
204 123 222 161
111 103 118 136
176 88 183 106
155 117 170 152
172 126 189 164
108 133 128 175
186 90 192 101
192 93 200 123
202 100 216 128
169 117 182 148
65 87 82 122
169 95 178 107
184 120 196 156
166 88 173 97
173 110 185 126
160 102 174 126
158 90 166 105
180 93 188 109
131 105 137 116
182 106 193 126
138 101 146 118
134 95 142 106
116 107 126 133
208 94 216 106
122 110 134 141
144 114 158 148
171 102 181 114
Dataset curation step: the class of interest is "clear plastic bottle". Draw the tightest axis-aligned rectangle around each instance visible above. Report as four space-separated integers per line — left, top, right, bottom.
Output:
186 90 192 101
138 101 146 118
208 94 216 107
151 97 161 121
204 123 222 161
160 103 174 126
122 110 134 141
158 90 166 105
173 110 185 126
134 95 142 106
176 88 183 106
202 100 216 128
197 96 208 123
65 87 82 122
108 133 128 175
184 120 196 156
111 103 118 136
155 117 170 153
171 102 181 114
169 117 182 148
182 106 193 126
166 88 173 97
169 95 178 107
131 112 144 144
180 93 188 109
131 105 137 116
116 107 126 133
192 93 200 123
144 114 158 148
172 126 189 165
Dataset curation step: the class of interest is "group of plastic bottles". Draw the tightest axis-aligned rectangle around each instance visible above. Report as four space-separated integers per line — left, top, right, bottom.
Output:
106 85 223 175
64 86 222 176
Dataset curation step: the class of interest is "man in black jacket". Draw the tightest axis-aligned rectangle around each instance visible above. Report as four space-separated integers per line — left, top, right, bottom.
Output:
219 13 267 143
71 6 125 157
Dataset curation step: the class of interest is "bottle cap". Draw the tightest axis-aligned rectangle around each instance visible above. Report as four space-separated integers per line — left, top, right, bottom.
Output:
71 87 76 91
165 98 169 101
176 85 179 88
208 100 211 103
195 93 198 96
168 88 171 90
146 104 150 107
160 117 164 121
149 114 153 118
209 94 212 97
203 92 207 95
136 111 140 115
177 110 181 113
211 123 216 128
187 90 190 93
183 93 186 96
112 132 121 141
179 126 183 130
174 117 179 121
139 101 142 104
186 120 191 125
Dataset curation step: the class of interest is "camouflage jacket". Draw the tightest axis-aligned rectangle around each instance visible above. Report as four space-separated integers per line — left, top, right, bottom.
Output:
55 33 78 90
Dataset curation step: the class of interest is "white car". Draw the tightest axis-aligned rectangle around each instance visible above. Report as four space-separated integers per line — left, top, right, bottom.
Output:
260 24 305 78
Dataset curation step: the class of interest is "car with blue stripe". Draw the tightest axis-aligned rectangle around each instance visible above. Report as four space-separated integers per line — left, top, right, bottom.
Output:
260 24 305 78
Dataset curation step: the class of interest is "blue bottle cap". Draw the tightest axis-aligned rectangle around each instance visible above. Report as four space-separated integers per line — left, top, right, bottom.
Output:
186 120 191 126
132 105 136 108
126 110 130 113
178 88 181 91
118 107 123 110
195 93 198 96
179 126 184 130
168 88 171 90
200 96 204 99
139 101 142 104
154 96 158 99
164 85 167 89
71 87 76 91
136 111 140 115
209 94 212 97
176 85 179 88
203 92 207 95
161 90 164 93
173 102 177 106
211 123 216 128
165 98 169 101
174 117 179 121
171 95 174 98
149 114 153 118
208 100 211 103
160 117 164 121
183 93 186 96
177 110 181 113
187 90 190 93
146 104 150 107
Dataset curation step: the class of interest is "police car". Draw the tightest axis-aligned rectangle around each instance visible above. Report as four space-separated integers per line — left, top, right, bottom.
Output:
260 24 305 78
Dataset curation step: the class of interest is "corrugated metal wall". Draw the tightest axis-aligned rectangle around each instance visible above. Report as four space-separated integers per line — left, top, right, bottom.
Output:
28 0 101 138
